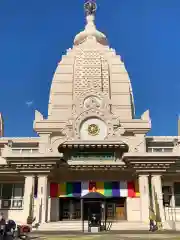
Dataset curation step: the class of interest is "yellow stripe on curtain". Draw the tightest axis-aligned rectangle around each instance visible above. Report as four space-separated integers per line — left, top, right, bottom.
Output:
96 182 104 195
58 182 66 197
135 179 140 197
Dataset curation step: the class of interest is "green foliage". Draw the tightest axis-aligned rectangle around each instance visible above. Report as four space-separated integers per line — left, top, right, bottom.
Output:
27 186 34 224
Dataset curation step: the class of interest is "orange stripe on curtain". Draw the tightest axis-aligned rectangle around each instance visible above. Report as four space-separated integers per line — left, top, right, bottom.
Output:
96 182 104 195
58 182 66 197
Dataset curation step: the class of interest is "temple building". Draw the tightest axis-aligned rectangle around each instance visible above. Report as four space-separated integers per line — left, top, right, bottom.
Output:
0 1 180 231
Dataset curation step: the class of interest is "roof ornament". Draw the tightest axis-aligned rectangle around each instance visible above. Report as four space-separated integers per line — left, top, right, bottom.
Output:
84 0 97 16
74 0 107 45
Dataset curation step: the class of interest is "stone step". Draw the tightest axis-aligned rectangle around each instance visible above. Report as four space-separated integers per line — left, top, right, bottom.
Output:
37 221 149 231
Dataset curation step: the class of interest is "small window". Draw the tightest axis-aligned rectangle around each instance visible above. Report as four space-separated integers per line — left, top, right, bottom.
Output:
1 200 11 208
153 148 163 152
164 148 173 152
162 186 172 206
13 183 24 198
174 182 180 193
175 196 180 207
1 184 13 199
147 148 153 152
12 199 23 208
174 182 180 207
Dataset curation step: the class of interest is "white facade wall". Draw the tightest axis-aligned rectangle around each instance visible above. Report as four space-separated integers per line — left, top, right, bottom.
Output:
2 177 180 229
126 197 141 221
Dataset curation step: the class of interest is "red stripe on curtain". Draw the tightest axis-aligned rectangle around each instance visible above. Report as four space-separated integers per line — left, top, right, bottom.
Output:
89 181 97 192
50 183 58 197
127 181 136 198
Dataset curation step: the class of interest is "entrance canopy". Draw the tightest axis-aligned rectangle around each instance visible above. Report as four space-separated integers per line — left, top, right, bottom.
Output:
81 191 107 199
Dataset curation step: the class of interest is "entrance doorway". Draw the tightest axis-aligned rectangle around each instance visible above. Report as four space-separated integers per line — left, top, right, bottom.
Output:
59 198 81 220
59 197 127 221
84 200 101 220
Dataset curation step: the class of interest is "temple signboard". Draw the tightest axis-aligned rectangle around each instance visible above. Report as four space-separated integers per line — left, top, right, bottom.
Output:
71 151 115 161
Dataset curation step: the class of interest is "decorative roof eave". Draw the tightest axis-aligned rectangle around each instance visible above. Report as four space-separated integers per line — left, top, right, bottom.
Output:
0 137 40 144
68 165 129 171
123 152 180 162
4 157 61 163
60 141 128 149
130 163 174 173
146 136 179 142
135 169 168 173
33 110 67 133
1 147 63 160
0 165 18 174
0 164 52 174
122 152 180 173
33 121 66 134
0 163 57 174
67 161 125 166
122 152 179 173
65 159 129 171
119 119 151 134
9 160 57 165
19 170 52 174
15 163 55 173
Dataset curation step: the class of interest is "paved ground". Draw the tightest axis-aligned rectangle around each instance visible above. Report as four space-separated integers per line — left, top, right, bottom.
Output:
31 230 180 235
31 235 180 240
30 231 180 240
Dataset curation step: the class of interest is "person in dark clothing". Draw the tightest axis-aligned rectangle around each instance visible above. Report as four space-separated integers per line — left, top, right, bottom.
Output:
149 207 158 232
0 213 6 225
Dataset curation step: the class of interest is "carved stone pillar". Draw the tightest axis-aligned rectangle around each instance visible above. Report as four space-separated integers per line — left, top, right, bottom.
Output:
139 175 150 223
47 182 51 222
23 175 35 223
36 175 48 224
151 175 165 227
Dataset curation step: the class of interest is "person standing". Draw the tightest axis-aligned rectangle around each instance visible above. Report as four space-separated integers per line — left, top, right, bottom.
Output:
149 207 157 232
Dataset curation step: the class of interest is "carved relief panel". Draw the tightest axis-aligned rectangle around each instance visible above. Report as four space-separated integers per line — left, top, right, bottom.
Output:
74 109 114 140
72 91 111 118
80 117 108 140
73 49 110 99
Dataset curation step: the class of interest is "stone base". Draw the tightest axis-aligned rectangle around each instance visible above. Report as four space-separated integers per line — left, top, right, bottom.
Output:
90 227 100 233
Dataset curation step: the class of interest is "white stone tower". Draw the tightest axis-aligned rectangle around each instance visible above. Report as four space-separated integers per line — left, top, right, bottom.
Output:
48 1 135 122
34 1 151 151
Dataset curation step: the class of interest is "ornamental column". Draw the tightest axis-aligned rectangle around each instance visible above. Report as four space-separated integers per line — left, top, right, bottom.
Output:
36 175 48 224
138 175 150 223
23 175 35 223
47 182 51 222
151 175 165 227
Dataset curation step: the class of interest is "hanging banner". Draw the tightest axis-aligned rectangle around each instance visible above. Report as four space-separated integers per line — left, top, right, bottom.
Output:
50 180 140 198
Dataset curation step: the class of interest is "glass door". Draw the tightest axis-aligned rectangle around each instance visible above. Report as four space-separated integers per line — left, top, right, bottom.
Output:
73 199 81 220
106 198 126 220
60 198 70 220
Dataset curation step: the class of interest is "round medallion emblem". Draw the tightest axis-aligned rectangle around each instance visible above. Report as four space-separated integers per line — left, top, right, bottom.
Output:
88 124 100 136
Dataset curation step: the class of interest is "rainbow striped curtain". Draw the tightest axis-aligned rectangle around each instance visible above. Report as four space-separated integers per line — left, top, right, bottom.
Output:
50 181 140 198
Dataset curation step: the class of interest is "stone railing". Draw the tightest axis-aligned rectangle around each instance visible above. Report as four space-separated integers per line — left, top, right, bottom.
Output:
11 148 39 154
0 198 23 209
1 146 63 159
1 146 39 156
147 147 173 153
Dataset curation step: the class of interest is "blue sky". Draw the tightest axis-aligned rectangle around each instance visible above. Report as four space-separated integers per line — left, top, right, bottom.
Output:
0 0 180 137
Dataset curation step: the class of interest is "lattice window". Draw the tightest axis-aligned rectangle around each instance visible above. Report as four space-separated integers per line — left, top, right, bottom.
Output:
73 49 110 99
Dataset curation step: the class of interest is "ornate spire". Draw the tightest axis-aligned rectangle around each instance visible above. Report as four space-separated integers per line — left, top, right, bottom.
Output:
74 0 107 46
84 0 97 16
